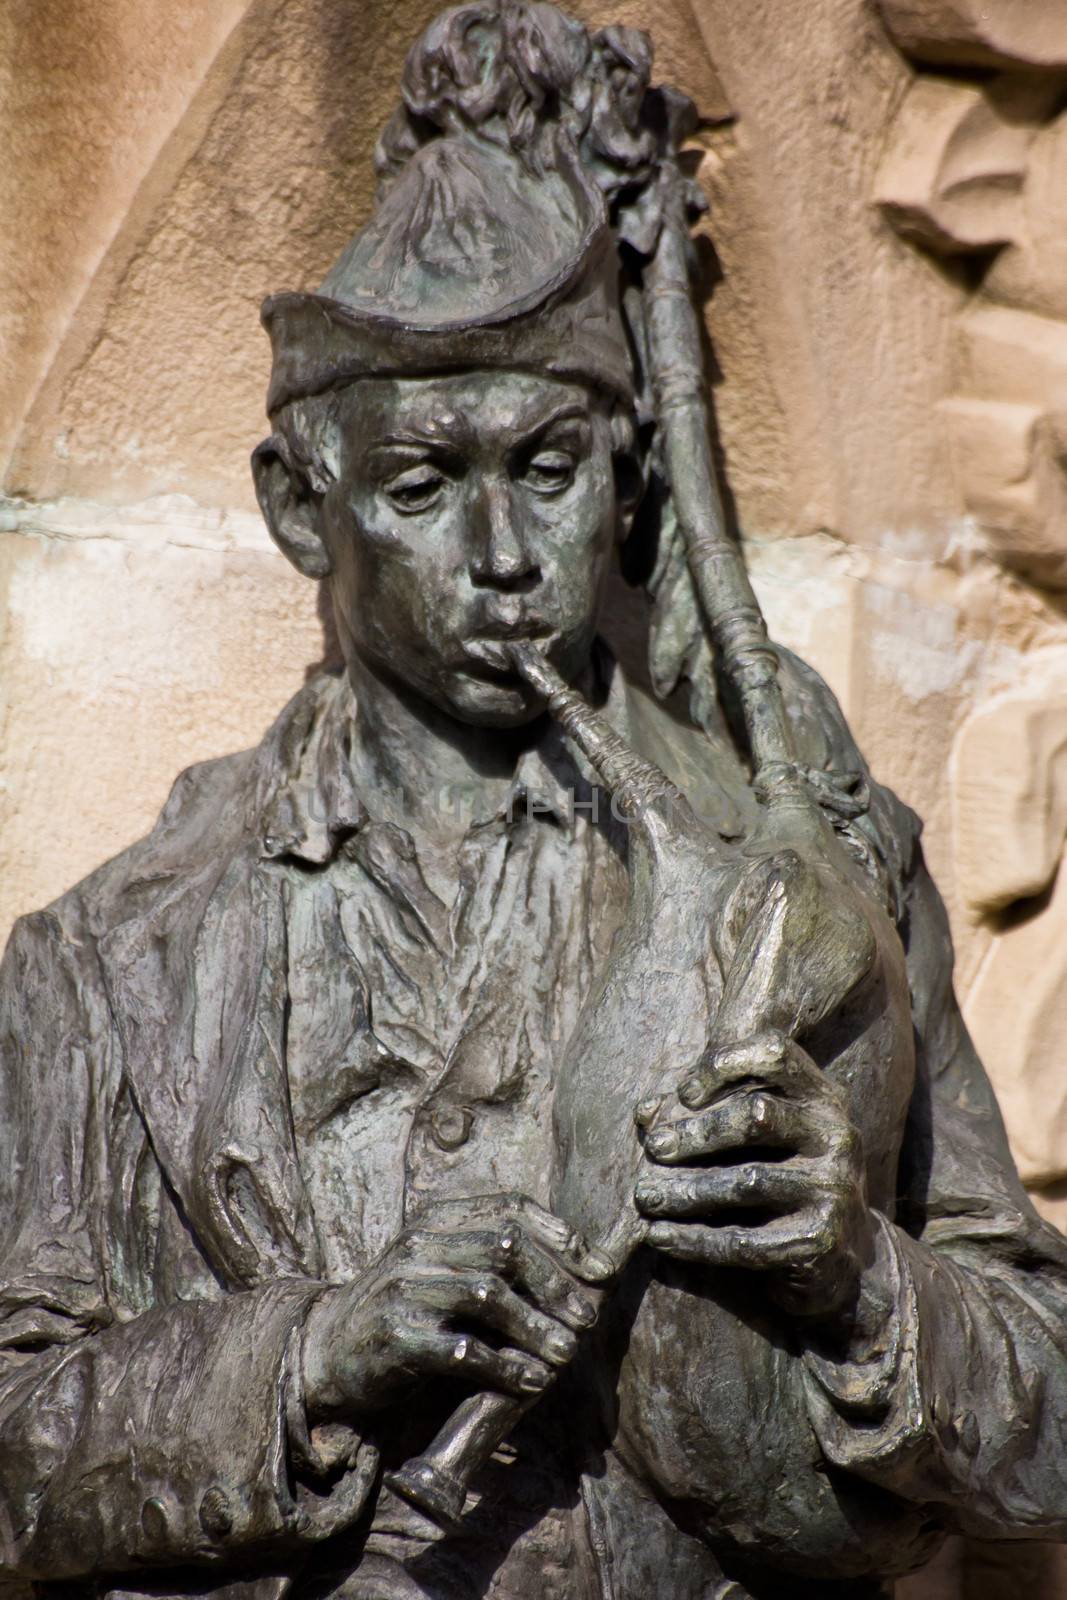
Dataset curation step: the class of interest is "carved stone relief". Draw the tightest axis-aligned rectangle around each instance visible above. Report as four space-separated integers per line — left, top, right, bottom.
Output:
875 3 1067 587
873 0 1067 1228
950 653 1067 1204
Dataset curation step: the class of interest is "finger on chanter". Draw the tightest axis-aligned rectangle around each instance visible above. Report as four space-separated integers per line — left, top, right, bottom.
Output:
400 1226 604 1331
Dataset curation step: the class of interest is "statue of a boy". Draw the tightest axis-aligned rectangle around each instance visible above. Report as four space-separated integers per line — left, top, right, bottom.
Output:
1 7 1065 1599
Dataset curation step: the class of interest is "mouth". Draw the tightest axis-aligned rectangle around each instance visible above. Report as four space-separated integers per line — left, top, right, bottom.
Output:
464 621 556 678
462 642 530 680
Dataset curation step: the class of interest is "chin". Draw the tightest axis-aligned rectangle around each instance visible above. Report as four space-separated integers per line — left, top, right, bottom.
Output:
441 676 544 728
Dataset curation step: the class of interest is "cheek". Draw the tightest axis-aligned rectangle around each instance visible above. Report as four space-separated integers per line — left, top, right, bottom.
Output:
328 504 414 638
329 500 464 656
540 467 616 587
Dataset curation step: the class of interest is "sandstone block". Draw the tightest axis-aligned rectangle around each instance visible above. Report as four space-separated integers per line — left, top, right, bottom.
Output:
876 0 1067 70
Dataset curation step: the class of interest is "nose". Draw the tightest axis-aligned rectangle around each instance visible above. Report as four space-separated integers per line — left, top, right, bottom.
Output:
469 476 541 592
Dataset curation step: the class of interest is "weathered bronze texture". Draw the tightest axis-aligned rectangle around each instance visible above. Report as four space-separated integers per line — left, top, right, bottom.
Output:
2 5 1066 1599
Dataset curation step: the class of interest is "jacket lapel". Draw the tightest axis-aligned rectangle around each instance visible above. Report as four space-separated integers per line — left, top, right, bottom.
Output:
98 689 334 1290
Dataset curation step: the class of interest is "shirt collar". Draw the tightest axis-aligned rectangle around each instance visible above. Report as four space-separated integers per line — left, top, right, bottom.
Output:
259 672 366 865
258 648 628 866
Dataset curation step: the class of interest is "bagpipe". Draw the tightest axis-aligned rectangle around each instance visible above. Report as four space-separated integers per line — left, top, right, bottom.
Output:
377 3 916 1526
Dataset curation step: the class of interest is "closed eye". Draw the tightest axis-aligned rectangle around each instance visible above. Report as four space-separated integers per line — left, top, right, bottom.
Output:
383 464 448 512
521 449 576 496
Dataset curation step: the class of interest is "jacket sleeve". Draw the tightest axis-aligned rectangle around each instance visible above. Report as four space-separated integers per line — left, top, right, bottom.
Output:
0 907 374 1583
803 840 1067 1539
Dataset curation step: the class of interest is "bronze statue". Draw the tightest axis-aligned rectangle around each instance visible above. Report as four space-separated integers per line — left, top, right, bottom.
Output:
2 6 1066 1598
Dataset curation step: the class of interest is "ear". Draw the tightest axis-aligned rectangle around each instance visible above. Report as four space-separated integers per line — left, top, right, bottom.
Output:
252 433 332 579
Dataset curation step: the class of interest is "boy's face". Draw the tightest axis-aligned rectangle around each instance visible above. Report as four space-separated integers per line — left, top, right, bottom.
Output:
323 369 619 726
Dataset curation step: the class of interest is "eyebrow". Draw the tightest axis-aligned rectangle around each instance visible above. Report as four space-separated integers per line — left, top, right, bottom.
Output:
365 401 591 457
367 434 454 453
514 402 590 439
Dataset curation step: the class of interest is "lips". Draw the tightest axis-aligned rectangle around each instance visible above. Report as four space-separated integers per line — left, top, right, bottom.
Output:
470 614 554 642
464 638 532 676
464 615 556 675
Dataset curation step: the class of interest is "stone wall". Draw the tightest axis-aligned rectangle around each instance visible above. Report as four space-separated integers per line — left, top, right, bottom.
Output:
3 1 1067 1591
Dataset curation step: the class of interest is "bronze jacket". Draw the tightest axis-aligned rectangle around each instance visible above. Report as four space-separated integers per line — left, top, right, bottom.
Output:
1 658 1065 1600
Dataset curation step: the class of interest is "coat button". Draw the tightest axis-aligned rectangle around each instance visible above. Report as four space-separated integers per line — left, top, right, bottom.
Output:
140 1496 170 1545
199 1485 234 1539
430 1106 473 1151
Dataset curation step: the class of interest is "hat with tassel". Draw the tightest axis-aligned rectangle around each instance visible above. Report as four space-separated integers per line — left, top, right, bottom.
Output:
258 0 704 415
